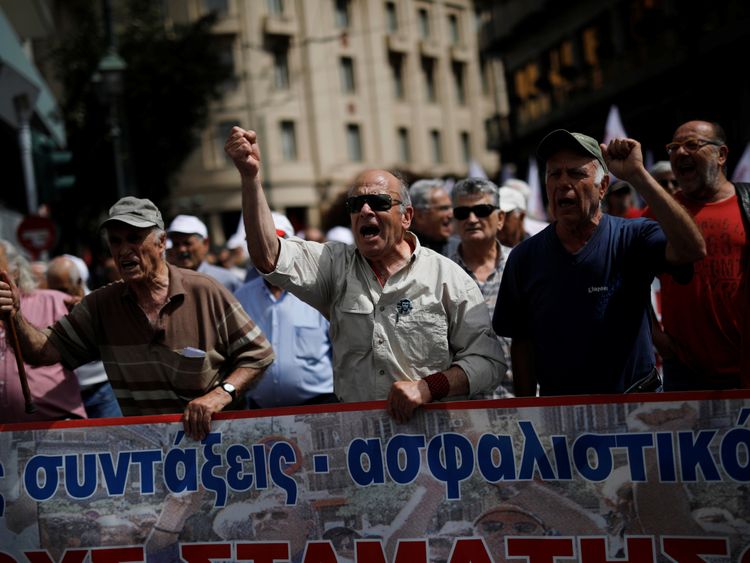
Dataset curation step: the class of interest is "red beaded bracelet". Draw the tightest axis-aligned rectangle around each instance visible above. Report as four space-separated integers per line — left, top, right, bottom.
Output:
423 371 450 401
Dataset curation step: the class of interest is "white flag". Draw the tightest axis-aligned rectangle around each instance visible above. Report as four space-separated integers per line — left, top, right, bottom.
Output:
527 156 547 221
468 159 488 180
603 105 628 144
731 142 750 182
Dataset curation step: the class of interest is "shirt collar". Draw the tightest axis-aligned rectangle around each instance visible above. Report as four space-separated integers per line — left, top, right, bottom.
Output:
119 262 186 304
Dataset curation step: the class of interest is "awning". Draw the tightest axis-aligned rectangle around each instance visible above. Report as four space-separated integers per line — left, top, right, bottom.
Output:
0 6 66 147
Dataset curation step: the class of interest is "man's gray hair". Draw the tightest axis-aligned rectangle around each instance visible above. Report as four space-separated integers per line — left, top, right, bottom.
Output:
592 161 606 187
0 239 36 293
649 160 673 177
390 169 411 211
409 179 445 209
452 177 500 207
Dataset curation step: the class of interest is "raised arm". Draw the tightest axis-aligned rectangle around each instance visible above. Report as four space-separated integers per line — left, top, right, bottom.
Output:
225 127 281 273
0 272 61 365
601 138 706 264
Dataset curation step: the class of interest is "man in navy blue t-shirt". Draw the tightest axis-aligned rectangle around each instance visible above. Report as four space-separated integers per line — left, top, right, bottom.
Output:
493 130 706 396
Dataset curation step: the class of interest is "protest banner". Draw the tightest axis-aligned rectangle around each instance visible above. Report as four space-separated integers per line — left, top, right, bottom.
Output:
1 390 749 562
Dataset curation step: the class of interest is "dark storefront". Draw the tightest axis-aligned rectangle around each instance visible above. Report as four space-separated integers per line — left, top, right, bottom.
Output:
481 0 750 179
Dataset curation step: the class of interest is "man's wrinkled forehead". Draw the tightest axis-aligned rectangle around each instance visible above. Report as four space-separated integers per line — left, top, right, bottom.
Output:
106 222 155 240
546 150 598 172
672 120 714 141
350 170 397 194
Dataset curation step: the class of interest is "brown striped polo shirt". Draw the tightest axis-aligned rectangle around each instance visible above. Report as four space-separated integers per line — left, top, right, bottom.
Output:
47 263 274 416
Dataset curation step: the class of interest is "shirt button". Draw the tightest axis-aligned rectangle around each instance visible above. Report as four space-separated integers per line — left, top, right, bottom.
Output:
378 339 384 344
379 306 385 311
379 370 385 375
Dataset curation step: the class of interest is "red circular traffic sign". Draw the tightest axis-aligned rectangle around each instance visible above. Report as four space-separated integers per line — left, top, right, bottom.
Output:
16 215 57 257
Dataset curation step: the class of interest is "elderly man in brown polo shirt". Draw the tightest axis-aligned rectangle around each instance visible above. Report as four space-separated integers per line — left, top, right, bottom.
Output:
0 197 274 440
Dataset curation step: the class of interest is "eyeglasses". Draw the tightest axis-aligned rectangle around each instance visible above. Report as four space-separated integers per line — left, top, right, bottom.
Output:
345 194 403 213
665 138 722 155
452 204 497 220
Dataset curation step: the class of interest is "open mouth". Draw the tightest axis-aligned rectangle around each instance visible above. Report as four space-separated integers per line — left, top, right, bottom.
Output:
556 196 577 209
178 251 191 260
120 259 139 272
674 160 696 175
360 225 381 239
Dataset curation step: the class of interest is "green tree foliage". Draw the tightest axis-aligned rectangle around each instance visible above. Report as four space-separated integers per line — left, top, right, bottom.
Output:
49 0 230 255
119 0 231 204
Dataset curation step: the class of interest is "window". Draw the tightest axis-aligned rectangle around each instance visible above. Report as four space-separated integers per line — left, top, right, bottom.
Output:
422 57 436 103
452 62 466 105
204 0 229 17
389 53 404 100
418 8 430 38
217 120 240 162
280 120 297 160
479 55 490 95
397 127 411 162
334 0 350 28
430 129 442 164
385 2 398 32
273 49 290 90
340 57 356 94
460 132 471 164
347 124 363 161
448 13 460 45
267 0 284 15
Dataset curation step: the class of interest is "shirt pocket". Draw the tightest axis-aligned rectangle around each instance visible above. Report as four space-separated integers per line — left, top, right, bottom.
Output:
294 309 329 361
335 282 375 352
393 310 450 370
168 349 213 398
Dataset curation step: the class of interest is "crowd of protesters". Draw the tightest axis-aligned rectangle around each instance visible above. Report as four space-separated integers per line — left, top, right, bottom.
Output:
0 119 747 431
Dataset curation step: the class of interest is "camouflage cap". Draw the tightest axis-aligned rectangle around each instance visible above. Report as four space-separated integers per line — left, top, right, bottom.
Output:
537 129 608 174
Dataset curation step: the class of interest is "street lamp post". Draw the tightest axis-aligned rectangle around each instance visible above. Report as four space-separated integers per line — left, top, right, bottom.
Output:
93 0 128 200
95 49 127 199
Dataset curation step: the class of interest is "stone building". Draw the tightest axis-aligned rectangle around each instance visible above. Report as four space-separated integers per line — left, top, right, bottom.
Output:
165 0 502 237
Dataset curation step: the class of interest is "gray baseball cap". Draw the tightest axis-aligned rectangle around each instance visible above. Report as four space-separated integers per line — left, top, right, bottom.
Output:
537 129 608 174
100 197 164 230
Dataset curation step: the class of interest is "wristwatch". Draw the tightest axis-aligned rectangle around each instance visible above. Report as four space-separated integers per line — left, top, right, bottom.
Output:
220 382 237 401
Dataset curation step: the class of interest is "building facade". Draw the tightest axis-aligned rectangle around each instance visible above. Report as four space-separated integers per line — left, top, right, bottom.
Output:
165 0 501 237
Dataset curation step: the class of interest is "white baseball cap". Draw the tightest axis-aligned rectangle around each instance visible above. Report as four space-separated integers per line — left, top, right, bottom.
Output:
167 215 208 238
498 187 527 213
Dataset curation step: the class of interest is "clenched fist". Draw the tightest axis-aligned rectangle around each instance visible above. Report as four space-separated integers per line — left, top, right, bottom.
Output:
225 127 262 180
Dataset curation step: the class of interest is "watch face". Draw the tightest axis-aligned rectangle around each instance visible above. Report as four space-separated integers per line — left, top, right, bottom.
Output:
222 383 237 398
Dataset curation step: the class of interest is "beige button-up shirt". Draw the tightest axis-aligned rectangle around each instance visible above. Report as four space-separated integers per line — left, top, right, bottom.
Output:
264 232 506 402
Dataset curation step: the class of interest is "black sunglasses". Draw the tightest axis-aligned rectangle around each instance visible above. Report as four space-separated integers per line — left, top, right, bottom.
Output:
453 204 497 220
345 194 403 213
